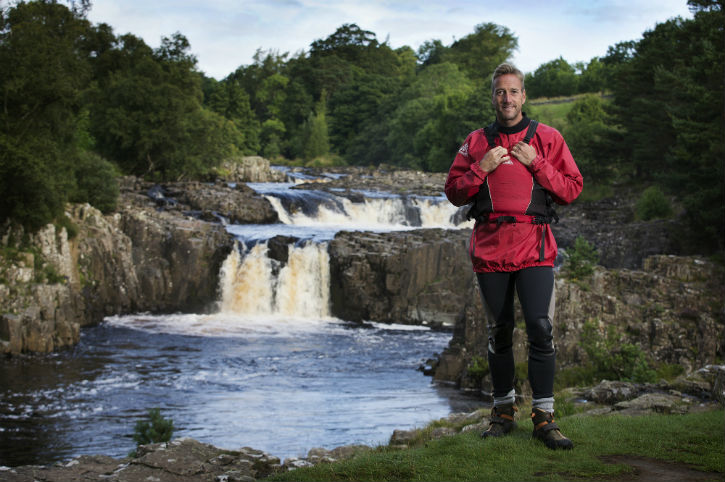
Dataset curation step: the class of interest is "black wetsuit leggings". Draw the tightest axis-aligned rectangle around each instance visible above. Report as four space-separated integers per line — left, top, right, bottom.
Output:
476 266 555 401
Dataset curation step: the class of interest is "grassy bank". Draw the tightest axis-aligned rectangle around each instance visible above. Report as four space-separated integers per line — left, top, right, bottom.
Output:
268 408 724 482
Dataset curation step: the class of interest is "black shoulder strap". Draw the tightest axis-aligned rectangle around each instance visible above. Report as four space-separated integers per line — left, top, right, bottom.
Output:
523 119 539 144
483 122 498 148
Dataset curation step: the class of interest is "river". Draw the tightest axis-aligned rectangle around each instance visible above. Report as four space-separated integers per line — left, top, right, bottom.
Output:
0 170 482 467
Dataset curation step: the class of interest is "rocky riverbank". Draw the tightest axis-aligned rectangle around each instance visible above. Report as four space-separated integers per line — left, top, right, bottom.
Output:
1 367 722 482
0 158 284 355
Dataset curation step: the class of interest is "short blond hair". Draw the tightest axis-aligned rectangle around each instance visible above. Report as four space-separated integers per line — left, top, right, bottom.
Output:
491 63 525 93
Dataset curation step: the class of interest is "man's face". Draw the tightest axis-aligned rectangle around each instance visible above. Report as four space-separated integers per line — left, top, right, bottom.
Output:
492 74 526 126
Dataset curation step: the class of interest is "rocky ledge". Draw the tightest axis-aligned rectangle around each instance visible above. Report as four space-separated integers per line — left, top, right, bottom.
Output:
2 366 722 482
290 165 449 198
1 160 283 355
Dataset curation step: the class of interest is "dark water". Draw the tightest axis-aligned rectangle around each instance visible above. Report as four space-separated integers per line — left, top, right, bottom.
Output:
0 314 483 467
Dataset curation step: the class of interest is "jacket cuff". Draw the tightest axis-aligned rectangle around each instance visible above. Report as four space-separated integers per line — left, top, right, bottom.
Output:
529 154 544 172
471 160 488 180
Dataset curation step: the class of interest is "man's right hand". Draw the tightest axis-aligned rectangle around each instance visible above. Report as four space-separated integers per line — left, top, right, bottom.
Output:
479 146 510 173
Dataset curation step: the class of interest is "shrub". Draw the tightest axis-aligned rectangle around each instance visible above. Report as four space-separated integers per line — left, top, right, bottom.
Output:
133 408 174 448
636 185 673 221
564 236 599 279
466 355 489 381
581 319 657 384
70 151 120 214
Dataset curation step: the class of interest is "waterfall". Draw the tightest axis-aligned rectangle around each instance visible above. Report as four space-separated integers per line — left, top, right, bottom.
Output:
218 242 330 319
219 180 470 321
261 191 465 230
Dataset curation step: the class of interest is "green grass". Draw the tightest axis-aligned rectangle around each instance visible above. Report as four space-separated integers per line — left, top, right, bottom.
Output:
526 102 574 132
267 409 724 482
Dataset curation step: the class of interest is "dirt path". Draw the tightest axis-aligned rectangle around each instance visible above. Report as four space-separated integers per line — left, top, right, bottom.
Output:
600 455 721 482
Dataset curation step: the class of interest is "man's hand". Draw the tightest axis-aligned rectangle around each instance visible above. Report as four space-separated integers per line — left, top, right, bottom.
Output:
510 141 536 167
479 146 510 173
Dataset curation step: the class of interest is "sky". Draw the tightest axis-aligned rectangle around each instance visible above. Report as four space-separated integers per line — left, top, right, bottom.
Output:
84 0 694 80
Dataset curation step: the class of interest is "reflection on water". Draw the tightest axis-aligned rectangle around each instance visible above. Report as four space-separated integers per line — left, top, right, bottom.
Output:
0 315 484 467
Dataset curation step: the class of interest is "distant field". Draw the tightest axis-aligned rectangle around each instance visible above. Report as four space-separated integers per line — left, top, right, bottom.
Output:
526 93 610 132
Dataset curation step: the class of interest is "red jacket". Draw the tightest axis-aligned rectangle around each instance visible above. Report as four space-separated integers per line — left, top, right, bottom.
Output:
445 117 583 273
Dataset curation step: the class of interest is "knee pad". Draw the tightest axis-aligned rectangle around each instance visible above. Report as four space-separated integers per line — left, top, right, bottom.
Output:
488 323 514 355
527 316 554 355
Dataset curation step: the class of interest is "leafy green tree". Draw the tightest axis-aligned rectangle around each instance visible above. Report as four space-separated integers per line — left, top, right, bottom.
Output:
443 23 518 81
0 0 92 230
564 236 599 280
385 62 486 171
260 118 286 159
525 57 578 98
563 94 624 184
655 1 724 251
301 98 330 161
328 72 401 162
309 23 378 65
133 408 174 447
605 1 723 251
70 151 119 213
416 39 448 68
635 186 673 221
88 32 235 179
576 57 608 93
204 76 260 154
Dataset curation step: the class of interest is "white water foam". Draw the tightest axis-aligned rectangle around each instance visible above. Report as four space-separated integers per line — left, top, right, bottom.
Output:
219 241 331 319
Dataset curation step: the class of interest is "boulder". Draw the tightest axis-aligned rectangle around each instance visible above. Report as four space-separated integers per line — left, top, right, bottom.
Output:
328 228 476 327
176 182 278 225
218 156 287 183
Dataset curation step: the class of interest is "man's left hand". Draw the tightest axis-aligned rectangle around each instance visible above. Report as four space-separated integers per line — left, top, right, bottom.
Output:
510 141 536 167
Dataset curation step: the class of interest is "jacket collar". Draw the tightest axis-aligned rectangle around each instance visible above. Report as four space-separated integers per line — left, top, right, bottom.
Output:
494 114 530 135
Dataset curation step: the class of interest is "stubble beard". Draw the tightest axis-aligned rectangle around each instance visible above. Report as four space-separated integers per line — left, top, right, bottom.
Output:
496 103 521 124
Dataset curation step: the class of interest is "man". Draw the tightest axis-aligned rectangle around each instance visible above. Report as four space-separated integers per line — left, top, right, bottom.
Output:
444 63 582 450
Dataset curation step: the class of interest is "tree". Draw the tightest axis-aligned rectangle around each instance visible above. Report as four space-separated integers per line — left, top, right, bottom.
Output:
205 76 260 155
417 39 448 68
603 1 724 252
655 1 724 251
443 23 518 81
525 57 578 98
0 1 92 230
309 23 378 64
301 98 330 161
385 62 484 171
324 72 404 166
563 94 624 184
88 32 235 179
576 57 608 94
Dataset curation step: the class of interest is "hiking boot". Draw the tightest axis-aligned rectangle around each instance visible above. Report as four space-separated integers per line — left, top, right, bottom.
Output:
481 404 517 439
531 408 573 450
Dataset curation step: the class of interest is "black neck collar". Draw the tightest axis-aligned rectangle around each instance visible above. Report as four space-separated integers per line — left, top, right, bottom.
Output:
494 114 530 134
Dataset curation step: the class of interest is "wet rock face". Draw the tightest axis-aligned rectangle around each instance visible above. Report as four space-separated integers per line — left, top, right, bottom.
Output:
328 228 476 327
0 179 245 355
551 197 679 270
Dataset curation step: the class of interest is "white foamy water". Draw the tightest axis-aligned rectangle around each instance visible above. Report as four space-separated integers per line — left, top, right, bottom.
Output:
218 241 331 319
